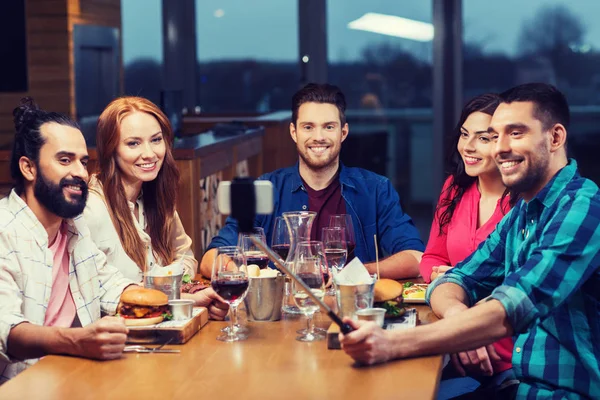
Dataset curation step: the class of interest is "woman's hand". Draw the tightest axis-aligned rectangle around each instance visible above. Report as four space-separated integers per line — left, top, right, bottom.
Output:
451 344 500 377
183 288 229 320
430 265 454 281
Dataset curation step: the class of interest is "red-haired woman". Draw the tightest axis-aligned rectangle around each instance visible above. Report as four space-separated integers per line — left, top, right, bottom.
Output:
83 96 228 320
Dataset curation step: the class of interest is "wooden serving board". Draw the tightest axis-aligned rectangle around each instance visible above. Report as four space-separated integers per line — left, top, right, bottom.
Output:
126 307 209 344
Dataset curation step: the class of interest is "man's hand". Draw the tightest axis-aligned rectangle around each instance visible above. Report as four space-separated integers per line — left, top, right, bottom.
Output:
430 265 453 281
68 316 128 360
451 344 500 377
339 318 393 365
185 288 229 320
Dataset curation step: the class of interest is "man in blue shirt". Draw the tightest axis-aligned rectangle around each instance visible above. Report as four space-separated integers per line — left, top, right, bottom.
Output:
200 83 424 278
339 83 600 399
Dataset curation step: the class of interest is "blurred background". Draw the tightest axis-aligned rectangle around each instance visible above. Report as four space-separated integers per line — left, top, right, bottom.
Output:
1 0 599 242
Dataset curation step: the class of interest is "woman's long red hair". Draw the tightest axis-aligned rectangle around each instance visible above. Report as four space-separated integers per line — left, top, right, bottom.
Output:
95 96 180 271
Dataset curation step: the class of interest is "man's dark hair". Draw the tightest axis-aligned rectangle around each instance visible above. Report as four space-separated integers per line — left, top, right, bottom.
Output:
11 97 80 194
499 83 570 131
291 83 347 126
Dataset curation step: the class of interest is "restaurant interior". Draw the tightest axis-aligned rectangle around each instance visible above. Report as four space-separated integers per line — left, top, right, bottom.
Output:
0 0 599 398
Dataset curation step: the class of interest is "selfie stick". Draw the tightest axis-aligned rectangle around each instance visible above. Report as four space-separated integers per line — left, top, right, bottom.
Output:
250 237 354 334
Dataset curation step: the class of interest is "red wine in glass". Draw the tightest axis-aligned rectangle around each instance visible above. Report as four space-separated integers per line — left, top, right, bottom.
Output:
297 272 323 289
346 242 356 262
271 244 290 260
245 251 270 269
322 269 330 285
211 279 249 302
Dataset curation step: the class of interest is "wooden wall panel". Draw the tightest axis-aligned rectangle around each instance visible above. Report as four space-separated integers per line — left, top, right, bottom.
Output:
0 0 122 149
0 1 70 148
67 0 123 117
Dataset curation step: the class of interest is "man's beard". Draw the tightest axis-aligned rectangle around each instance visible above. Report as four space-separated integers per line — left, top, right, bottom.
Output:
34 170 88 219
297 142 340 171
502 144 550 194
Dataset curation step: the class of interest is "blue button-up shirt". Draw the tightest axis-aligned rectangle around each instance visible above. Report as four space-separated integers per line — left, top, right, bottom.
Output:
207 163 424 262
427 160 600 398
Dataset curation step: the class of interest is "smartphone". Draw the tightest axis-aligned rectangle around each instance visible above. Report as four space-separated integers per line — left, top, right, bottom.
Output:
217 180 274 215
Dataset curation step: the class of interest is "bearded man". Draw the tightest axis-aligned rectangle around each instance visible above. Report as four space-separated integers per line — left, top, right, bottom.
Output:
0 98 138 384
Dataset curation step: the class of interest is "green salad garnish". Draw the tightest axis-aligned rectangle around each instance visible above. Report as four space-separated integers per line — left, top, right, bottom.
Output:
403 282 414 289
162 312 173 321
182 274 192 284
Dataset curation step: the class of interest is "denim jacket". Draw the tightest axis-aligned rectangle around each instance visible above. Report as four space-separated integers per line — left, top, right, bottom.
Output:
207 163 424 262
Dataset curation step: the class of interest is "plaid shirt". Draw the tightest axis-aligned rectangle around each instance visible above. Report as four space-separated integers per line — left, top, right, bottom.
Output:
427 160 600 399
0 190 135 384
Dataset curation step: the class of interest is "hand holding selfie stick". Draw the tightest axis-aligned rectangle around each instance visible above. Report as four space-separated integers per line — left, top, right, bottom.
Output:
249 237 354 334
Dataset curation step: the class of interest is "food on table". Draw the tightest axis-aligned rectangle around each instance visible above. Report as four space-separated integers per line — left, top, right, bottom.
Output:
180 274 210 294
373 279 405 318
246 264 261 278
402 282 427 300
181 281 209 294
258 268 279 278
118 288 171 326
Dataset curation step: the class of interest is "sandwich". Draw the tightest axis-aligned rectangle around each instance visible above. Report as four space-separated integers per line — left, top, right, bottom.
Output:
117 288 171 326
373 279 405 318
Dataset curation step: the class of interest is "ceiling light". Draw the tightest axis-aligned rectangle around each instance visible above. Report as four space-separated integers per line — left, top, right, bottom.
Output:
348 12 434 42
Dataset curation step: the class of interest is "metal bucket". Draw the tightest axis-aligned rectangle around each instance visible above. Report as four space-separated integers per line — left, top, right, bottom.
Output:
335 282 375 319
143 274 182 300
244 275 285 321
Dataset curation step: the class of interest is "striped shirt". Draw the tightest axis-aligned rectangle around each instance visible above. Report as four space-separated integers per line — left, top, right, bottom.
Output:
0 190 135 384
427 159 600 399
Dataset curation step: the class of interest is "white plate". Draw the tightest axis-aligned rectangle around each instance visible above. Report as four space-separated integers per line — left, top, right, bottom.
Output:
403 297 426 304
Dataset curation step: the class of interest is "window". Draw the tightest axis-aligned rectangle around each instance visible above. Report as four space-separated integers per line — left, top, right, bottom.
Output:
195 0 299 113
327 1 434 236
122 0 164 106
463 0 600 183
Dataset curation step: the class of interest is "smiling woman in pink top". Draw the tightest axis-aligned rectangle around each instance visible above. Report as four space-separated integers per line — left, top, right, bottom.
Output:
420 94 519 398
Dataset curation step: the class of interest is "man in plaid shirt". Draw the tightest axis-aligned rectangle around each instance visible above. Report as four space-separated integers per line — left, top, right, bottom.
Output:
339 83 600 399
0 99 138 383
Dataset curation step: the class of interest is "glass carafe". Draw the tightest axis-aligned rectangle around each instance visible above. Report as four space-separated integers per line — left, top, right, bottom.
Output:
281 211 317 314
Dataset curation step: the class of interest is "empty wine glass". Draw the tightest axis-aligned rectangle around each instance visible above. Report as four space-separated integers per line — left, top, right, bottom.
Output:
321 227 347 295
329 214 356 263
211 246 249 342
292 241 326 342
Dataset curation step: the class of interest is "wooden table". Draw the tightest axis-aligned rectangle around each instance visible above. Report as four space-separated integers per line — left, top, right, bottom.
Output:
0 305 442 399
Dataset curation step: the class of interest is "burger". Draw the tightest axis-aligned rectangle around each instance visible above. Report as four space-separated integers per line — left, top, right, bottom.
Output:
373 279 405 318
117 288 171 326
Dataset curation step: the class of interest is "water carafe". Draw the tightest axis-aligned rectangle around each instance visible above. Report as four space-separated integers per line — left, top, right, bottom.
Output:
281 211 316 314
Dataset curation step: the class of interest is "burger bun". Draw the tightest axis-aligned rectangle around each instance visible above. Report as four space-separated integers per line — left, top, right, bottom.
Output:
374 279 404 302
123 315 164 327
120 288 168 306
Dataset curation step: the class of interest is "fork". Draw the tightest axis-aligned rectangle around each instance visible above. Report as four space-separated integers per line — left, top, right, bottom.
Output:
124 338 179 353
124 347 180 353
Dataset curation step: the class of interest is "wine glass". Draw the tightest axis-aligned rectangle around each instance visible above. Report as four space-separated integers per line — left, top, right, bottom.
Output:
239 227 269 269
271 216 291 263
292 241 326 342
329 214 356 263
211 246 249 342
321 227 347 295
